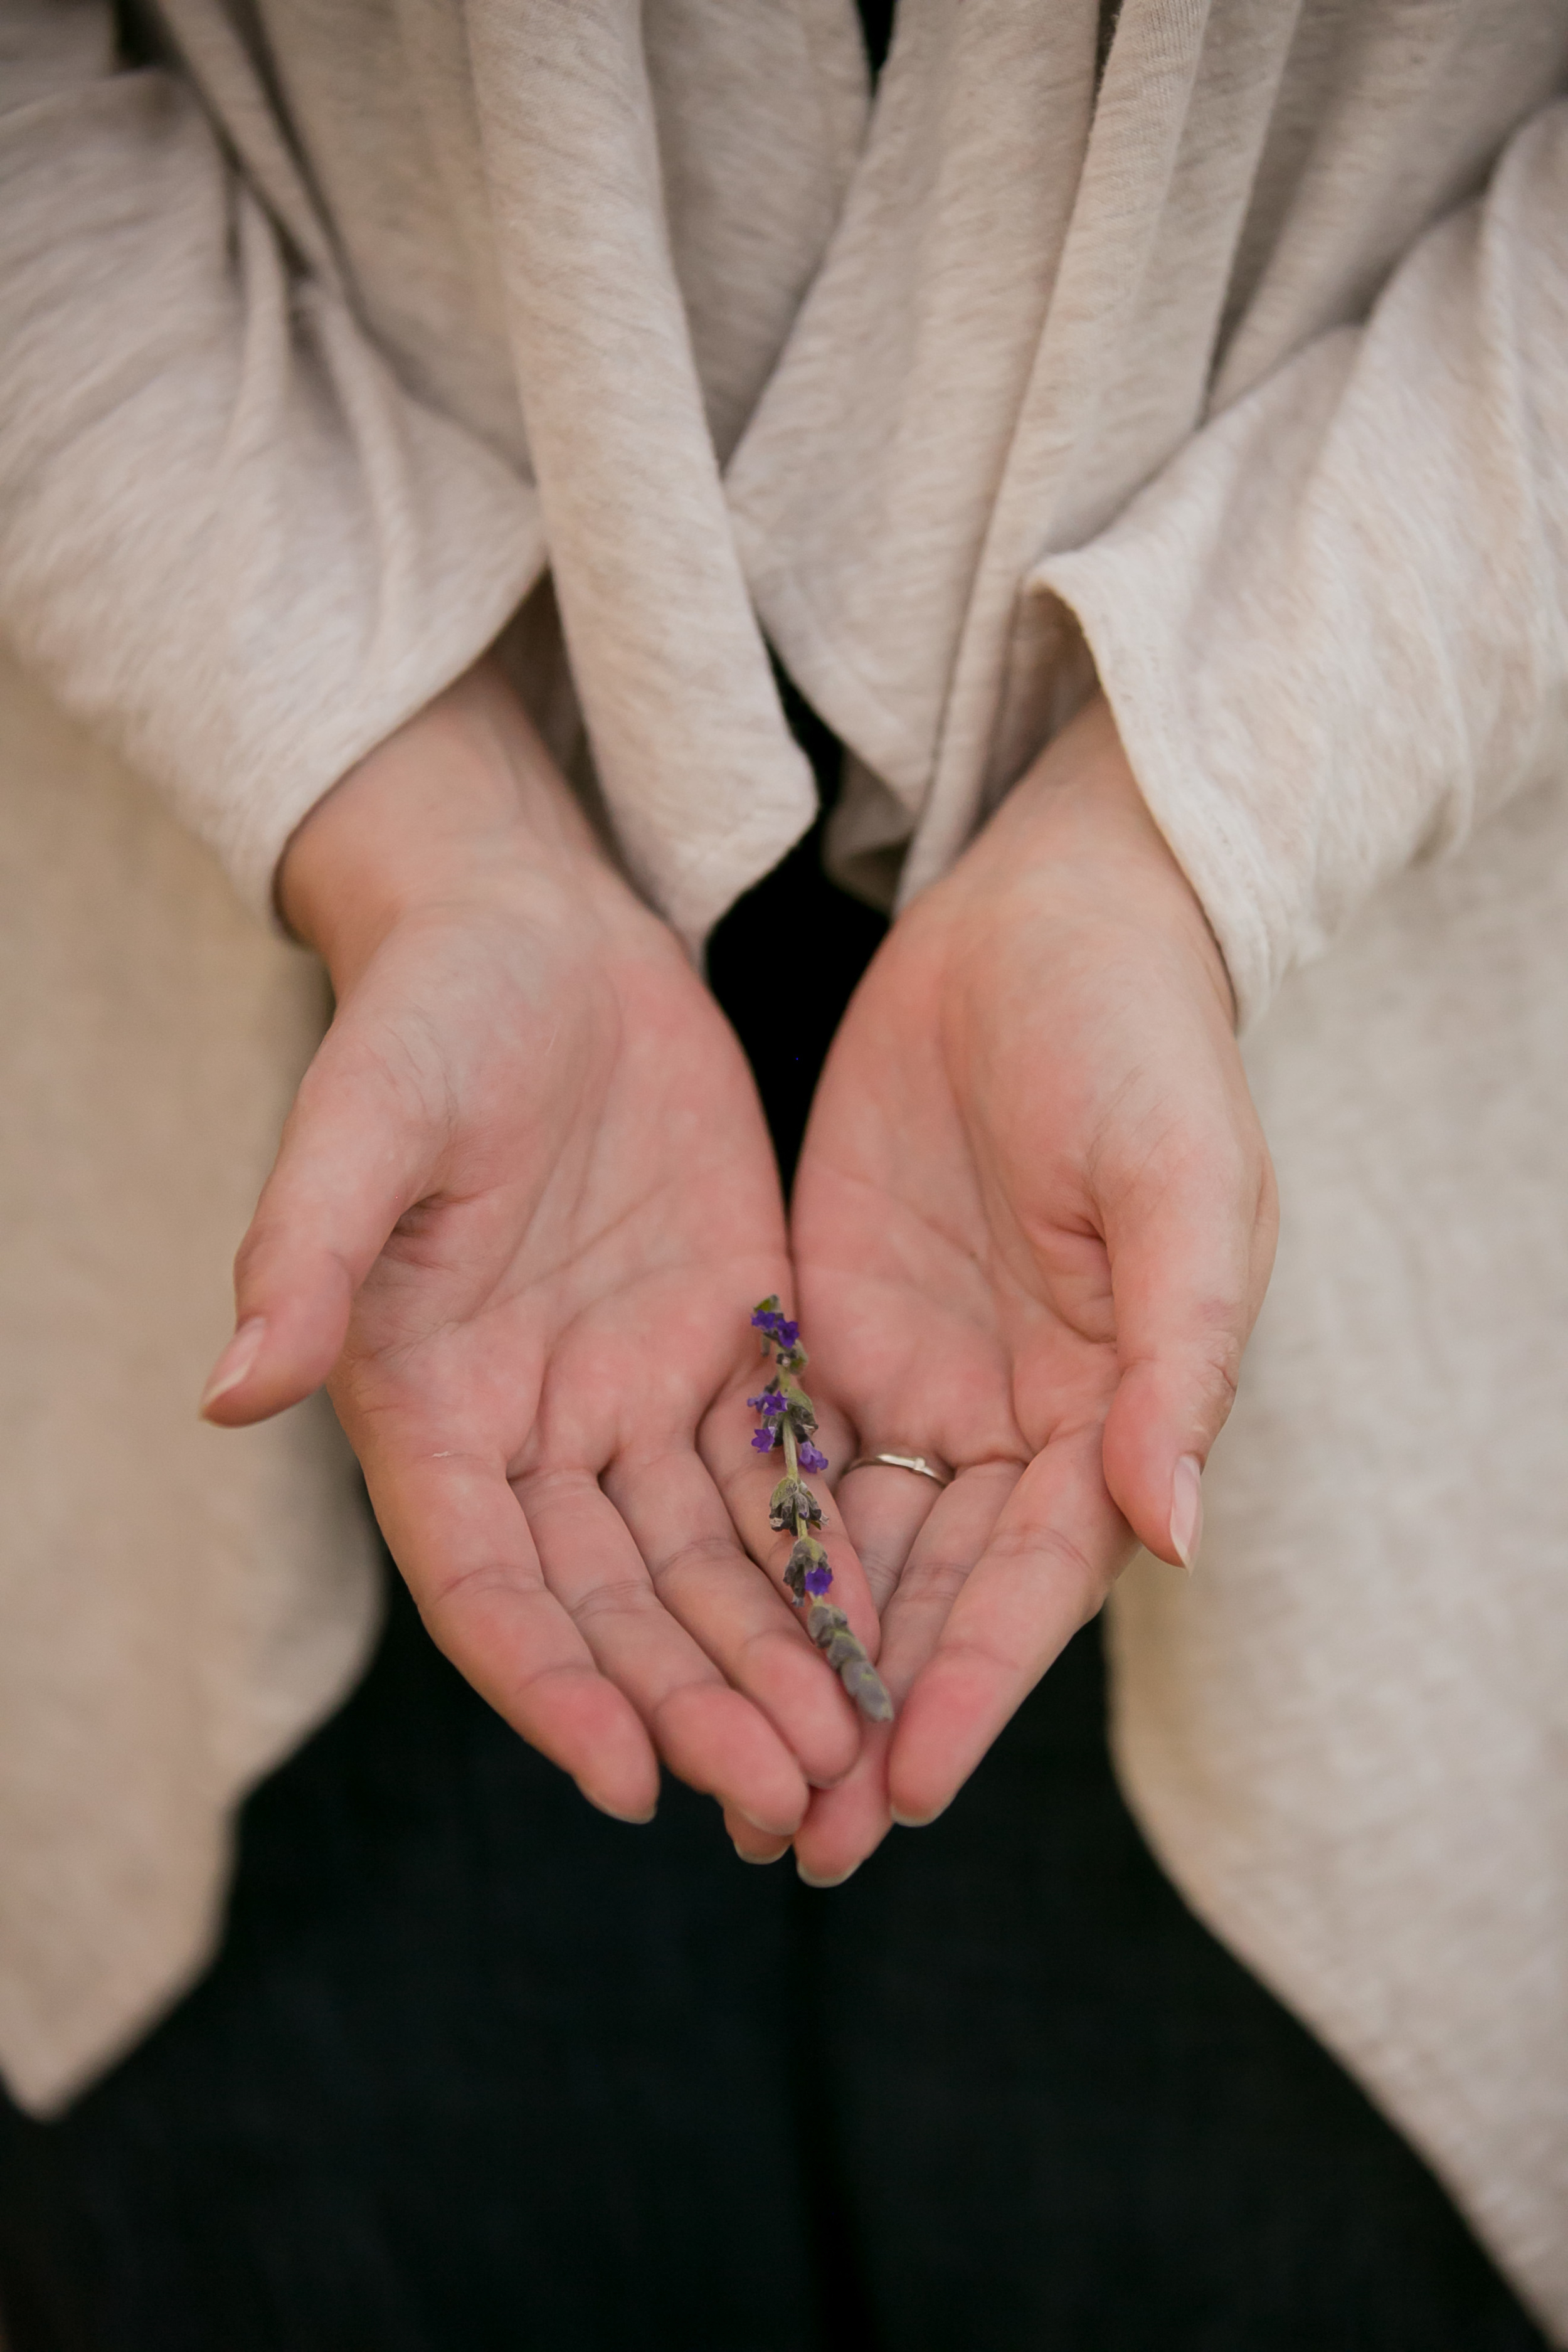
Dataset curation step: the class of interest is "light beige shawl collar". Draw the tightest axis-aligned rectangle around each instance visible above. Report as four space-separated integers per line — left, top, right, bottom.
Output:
466 1 823 945
727 0 1313 894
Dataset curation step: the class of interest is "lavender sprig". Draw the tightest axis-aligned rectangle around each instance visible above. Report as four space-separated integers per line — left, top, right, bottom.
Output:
750 1297 893 1724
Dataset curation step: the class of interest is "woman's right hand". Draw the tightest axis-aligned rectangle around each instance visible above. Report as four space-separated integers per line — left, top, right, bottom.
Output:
199 659 874 1836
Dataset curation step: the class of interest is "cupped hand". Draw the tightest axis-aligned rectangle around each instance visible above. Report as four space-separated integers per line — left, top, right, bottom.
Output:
200 660 872 1835
780 694 1277 1883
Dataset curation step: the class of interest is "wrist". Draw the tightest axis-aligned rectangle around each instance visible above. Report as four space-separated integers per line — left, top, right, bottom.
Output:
277 659 617 989
968 693 1237 1029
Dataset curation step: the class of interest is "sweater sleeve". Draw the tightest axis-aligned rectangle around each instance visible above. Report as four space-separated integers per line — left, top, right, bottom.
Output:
1036 99 1568 1034
0 2 544 919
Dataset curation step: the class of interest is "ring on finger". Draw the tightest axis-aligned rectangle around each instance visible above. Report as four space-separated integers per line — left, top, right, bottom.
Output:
842 1449 953 1489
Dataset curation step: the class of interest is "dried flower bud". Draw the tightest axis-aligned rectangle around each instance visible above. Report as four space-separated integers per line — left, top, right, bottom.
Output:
768 1476 823 1532
785 1536 828 1602
781 1388 818 1437
839 1651 894 1722
805 1602 893 1722
750 1296 892 1725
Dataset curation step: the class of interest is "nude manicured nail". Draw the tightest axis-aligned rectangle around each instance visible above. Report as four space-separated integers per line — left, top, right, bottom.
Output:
890 1801 950 1830
797 1860 861 1890
580 1788 657 1826
199 1316 267 1416
733 1842 787 1867
736 1809 802 1839
1170 1453 1204 1571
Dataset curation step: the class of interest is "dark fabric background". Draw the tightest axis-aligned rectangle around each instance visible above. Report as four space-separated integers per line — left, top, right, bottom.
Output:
0 1579 1545 2352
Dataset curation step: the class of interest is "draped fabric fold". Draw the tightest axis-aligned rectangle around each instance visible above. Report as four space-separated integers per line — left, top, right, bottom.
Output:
466 0 817 946
727 0 1099 808
6 10 1568 2328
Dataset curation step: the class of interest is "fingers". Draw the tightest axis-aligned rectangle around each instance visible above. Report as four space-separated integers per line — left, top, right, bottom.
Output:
754 1444 1108 1885
603 1441 862 1791
1098 1138 1277 1570
789 1722 895 1884
887 1428 1130 1828
871 1459 1021 1692
701 1396 884 1665
201 1024 432 1427
724 1806 792 1865
834 1459 945 1612
791 1461 1019 1882
368 1442 664 1825
725 1729 896 1885
514 1463 812 1833
361 1412 816 1833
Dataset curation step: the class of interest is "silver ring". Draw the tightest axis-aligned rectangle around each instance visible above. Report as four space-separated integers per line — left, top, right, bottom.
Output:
842 1451 952 1488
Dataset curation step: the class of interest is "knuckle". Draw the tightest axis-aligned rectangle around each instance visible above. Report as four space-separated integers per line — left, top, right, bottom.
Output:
648 1677 733 1749
506 1655 605 1714
936 1627 1027 1682
230 1218 277 1287
418 1555 540 1618
987 1518 1104 1609
900 1550 972 1611
735 1620 820 1677
1185 1312 1244 1418
643 1530 748 1591
512 1463 595 1510
567 1575 660 1631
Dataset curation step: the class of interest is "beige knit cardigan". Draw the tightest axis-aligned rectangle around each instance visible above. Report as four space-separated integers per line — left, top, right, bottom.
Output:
3 0 1568 2328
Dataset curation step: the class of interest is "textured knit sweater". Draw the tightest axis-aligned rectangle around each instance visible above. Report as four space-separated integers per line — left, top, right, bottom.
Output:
2 0 1567 2329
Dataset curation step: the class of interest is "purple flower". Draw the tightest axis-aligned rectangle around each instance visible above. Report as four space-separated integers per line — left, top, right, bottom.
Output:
797 1441 829 1475
747 1391 787 1419
803 1563 834 1597
751 1427 779 1452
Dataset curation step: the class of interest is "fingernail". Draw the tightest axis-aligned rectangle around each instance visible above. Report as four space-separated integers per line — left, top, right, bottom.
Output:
580 1788 657 1826
199 1316 267 1415
890 1801 950 1830
736 1808 801 1839
797 1859 861 1890
733 1841 786 1867
1170 1453 1204 1571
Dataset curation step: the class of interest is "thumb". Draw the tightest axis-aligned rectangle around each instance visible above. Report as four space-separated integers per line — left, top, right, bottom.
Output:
1098 1141 1276 1569
199 1027 433 1426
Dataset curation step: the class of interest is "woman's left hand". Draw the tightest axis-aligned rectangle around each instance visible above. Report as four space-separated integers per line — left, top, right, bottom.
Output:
751 696 1278 1883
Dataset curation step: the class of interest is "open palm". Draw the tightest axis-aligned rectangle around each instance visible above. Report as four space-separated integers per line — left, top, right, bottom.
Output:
783 699 1276 1882
203 665 869 1836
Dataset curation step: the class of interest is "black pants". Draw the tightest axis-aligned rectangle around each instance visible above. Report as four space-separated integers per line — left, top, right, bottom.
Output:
0 701 1546 2351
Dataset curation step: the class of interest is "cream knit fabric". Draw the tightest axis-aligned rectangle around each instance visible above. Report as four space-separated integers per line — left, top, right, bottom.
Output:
0 647 380 2111
1111 760 1568 2331
2 0 1567 2326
